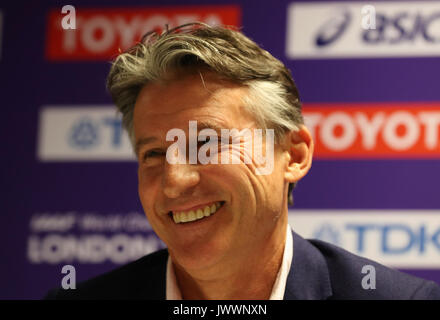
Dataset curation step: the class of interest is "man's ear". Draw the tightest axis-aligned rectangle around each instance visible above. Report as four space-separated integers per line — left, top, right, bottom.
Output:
284 125 314 183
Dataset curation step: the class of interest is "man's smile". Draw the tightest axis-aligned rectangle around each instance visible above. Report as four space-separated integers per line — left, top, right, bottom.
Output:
168 201 225 224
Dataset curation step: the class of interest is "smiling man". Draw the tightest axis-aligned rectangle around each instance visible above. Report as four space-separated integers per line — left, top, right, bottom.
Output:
46 23 440 300
133 70 296 300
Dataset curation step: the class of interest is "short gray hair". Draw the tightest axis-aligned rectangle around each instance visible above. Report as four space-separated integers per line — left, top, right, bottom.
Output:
107 22 304 205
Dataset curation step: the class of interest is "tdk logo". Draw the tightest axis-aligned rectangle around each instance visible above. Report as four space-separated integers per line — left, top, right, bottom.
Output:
287 2 440 58
68 117 124 149
313 223 341 246
38 107 135 161
289 211 440 268
313 223 440 255
69 117 100 149
345 224 440 254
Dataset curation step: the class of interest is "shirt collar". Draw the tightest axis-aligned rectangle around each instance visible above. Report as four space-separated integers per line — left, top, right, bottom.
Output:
166 224 293 300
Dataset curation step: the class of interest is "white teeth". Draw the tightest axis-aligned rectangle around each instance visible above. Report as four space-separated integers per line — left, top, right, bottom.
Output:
204 206 211 217
172 201 222 223
188 210 196 221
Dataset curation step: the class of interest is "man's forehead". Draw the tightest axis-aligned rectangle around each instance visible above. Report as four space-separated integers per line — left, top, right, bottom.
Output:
137 117 230 140
133 71 258 150
135 72 246 115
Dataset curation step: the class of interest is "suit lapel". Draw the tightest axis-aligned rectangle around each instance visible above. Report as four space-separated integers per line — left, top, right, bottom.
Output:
283 230 333 300
136 249 168 299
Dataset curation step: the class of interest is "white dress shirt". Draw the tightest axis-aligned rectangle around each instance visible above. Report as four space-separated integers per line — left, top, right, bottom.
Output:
166 224 293 300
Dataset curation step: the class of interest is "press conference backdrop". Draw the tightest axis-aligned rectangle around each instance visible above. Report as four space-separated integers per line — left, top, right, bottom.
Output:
1 0 440 299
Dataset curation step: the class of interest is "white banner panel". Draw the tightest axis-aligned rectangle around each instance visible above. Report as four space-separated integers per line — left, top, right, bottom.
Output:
286 1 440 58
289 210 440 268
38 106 135 161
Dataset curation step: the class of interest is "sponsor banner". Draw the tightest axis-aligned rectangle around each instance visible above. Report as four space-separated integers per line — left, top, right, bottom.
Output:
303 103 440 158
46 6 241 60
38 106 135 161
26 210 440 267
286 1 440 59
27 211 164 264
39 103 440 161
289 210 440 269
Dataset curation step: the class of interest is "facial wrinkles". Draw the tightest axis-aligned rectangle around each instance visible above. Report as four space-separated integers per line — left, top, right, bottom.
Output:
212 119 274 221
214 138 266 224
192 134 271 225
137 75 278 217
250 142 284 220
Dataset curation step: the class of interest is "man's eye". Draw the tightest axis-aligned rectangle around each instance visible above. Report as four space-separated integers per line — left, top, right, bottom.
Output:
198 137 212 146
143 150 165 160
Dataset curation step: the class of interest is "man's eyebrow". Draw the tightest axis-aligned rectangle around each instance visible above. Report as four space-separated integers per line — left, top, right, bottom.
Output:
135 136 158 155
135 121 226 154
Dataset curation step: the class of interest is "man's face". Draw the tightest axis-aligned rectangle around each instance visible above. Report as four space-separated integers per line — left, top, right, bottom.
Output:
133 72 290 272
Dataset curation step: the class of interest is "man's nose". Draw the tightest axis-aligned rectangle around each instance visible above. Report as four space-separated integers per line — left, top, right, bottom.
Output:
162 162 200 199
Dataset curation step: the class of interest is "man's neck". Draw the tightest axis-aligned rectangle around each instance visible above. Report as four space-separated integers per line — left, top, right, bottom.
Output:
173 219 288 300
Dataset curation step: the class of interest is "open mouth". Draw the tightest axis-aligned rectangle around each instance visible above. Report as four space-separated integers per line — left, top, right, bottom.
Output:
168 201 225 224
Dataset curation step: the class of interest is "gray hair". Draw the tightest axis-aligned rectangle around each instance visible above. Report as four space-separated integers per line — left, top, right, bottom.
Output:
107 22 304 205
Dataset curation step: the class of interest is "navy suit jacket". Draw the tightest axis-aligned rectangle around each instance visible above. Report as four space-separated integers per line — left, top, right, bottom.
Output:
45 231 440 300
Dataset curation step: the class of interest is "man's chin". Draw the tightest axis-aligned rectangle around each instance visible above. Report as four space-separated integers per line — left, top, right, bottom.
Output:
168 243 227 274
